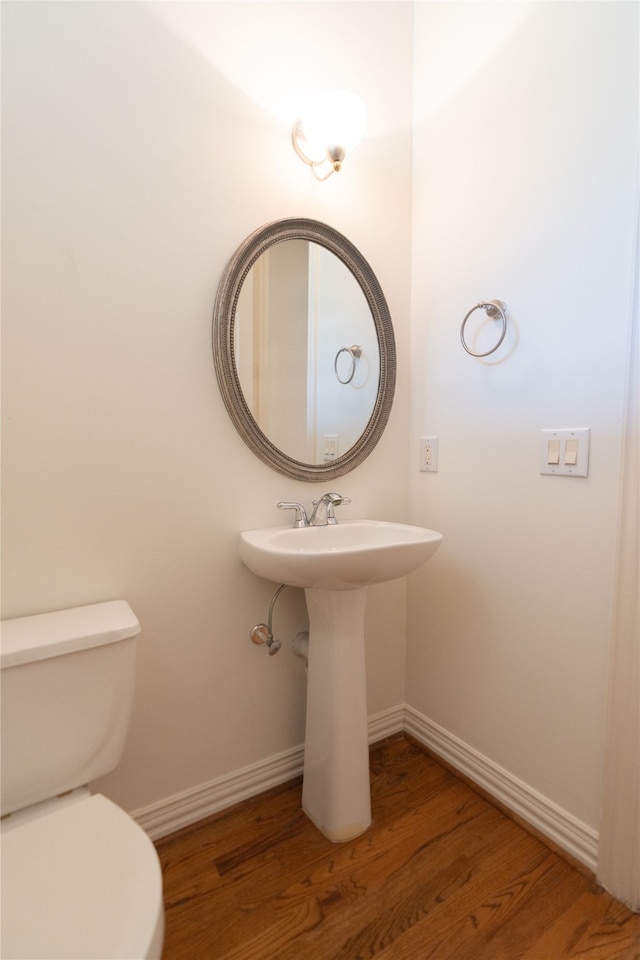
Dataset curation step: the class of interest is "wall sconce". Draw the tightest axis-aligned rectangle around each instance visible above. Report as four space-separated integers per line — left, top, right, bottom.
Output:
292 91 367 181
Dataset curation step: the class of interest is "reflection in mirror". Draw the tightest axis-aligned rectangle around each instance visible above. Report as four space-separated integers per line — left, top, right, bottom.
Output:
235 240 379 464
213 218 395 481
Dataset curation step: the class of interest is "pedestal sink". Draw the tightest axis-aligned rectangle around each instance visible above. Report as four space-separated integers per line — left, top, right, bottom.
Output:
239 520 443 841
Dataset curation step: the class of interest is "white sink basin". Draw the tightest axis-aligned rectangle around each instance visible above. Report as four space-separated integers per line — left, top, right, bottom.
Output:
239 520 443 591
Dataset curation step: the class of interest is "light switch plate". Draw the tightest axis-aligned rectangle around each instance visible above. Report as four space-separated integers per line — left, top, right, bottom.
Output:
540 428 590 477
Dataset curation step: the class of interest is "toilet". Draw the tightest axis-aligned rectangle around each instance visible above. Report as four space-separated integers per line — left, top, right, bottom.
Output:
1 600 165 960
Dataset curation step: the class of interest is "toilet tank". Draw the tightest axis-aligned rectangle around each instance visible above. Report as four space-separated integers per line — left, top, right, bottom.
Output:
1 601 141 816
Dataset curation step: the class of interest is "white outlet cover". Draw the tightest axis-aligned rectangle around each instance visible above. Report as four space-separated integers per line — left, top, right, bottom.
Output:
419 437 438 473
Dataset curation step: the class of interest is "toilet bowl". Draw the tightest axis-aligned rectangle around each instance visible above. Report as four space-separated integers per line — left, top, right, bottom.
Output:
2 791 164 960
1 601 165 960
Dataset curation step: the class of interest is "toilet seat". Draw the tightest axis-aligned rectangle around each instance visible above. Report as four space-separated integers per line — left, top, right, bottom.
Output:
1 792 164 960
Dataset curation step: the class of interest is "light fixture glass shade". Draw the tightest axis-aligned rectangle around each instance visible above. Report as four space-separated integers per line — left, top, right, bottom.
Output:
299 91 368 159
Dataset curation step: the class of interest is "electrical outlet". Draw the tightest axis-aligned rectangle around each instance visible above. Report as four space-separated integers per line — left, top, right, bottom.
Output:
323 434 339 461
420 437 438 472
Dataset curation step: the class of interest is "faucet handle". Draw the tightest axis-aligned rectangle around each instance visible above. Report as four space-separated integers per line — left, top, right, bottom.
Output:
277 501 310 528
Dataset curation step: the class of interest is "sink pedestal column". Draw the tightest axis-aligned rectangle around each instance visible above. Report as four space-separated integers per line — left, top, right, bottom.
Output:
301 586 371 842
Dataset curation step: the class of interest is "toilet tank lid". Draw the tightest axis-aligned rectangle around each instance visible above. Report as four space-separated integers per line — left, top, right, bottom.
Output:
1 601 141 669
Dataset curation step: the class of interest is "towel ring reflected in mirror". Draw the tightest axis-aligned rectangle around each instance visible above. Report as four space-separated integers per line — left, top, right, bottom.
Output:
334 345 362 385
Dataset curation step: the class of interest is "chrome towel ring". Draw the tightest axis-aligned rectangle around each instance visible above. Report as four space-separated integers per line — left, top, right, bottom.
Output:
334 344 362 384
460 300 507 357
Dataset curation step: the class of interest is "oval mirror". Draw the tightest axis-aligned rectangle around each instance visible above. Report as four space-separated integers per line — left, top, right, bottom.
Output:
213 218 395 481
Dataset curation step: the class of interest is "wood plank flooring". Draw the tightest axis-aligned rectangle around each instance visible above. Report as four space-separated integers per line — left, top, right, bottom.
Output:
155 737 640 959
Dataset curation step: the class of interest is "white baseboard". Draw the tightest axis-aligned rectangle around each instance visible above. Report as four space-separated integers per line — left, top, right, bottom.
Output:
132 744 304 840
367 703 406 744
133 702 598 871
404 705 599 872
132 704 405 841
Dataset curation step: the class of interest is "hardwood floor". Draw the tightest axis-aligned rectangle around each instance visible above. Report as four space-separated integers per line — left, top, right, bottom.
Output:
155 737 640 959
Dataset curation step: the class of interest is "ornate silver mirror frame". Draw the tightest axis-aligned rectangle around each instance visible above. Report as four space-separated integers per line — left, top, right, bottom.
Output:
212 218 396 482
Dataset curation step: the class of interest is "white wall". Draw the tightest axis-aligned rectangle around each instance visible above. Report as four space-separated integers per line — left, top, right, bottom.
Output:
408 1 638 833
1 1 414 812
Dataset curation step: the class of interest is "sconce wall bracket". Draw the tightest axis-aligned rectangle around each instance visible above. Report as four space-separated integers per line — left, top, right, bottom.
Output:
292 124 344 180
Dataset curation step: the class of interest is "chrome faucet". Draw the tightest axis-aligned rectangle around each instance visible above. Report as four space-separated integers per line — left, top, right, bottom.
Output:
309 492 352 526
277 501 310 528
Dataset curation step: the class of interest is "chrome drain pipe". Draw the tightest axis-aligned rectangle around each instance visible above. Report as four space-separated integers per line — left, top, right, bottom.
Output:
292 631 309 661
